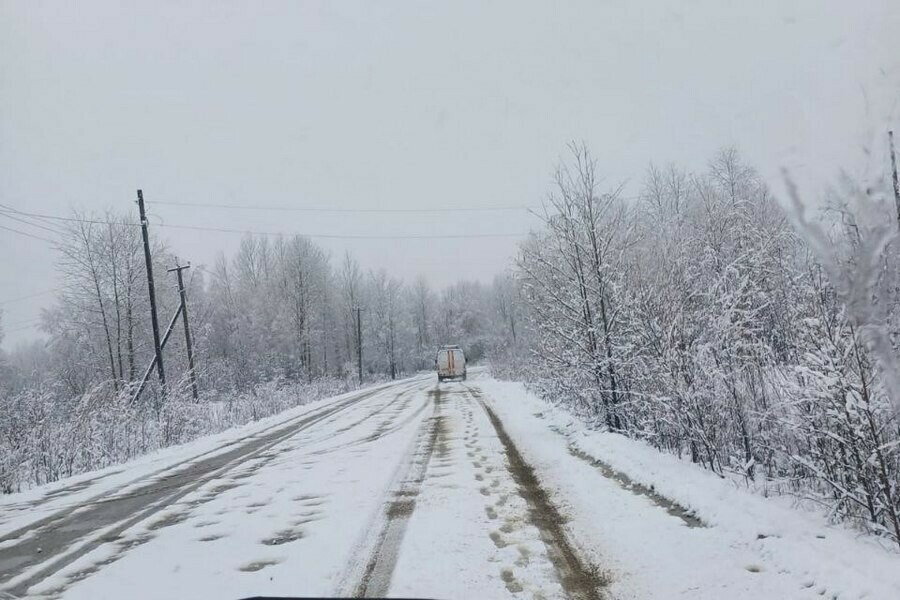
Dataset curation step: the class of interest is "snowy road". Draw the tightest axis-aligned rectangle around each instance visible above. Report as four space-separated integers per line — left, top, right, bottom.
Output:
0 374 602 599
2 373 898 599
0 384 390 596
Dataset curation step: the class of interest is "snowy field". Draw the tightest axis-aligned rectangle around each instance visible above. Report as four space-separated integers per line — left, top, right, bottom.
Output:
1 372 898 599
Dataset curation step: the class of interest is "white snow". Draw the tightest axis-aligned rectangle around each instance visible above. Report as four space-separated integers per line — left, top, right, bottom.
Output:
0 379 405 541
4 374 898 599
479 378 900 600
389 382 565 599
25 379 432 600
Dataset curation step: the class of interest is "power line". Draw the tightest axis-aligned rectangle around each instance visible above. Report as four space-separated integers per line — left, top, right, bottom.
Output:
0 210 63 236
151 200 539 213
0 203 68 233
0 207 122 228
0 206 529 239
156 222 526 239
0 223 57 244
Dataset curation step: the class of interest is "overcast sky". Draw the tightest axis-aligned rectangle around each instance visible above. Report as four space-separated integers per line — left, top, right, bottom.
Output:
1 0 898 350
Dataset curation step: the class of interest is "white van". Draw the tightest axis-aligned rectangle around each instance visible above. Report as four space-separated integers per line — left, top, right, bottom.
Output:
436 345 466 382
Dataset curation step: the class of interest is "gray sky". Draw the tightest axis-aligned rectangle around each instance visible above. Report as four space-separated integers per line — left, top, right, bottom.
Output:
1 0 898 349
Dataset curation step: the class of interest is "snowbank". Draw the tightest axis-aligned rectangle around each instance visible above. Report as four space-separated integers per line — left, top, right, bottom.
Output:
479 378 900 600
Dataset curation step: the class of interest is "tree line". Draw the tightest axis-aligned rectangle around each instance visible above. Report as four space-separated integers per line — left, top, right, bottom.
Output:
511 143 900 548
0 214 518 492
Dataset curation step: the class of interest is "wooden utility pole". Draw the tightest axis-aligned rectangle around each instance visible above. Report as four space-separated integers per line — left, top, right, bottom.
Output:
168 260 199 400
356 306 363 384
130 303 183 404
890 130 900 225
137 189 166 396
322 271 330 376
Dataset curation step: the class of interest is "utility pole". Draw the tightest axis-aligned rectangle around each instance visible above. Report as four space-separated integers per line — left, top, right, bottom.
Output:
168 259 199 400
322 271 329 377
137 189 166 396
130 303 183 405
890 130 900 225
356 306 363 385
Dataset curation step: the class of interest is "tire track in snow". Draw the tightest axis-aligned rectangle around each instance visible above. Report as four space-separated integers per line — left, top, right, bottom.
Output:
0 382 406 543
467 385 609 600
351 386 445 598
302 383 429 457
0 384 396 597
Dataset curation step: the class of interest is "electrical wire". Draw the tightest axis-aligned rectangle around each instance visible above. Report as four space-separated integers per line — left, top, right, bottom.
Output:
0 209 64 236
0 207 120 228
0 203 69 232
155 222 526 239
151 199 539 213
0 223 57 244
0 207 530 239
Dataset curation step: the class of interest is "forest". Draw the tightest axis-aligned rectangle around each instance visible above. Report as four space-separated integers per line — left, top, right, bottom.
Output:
1 145 898 548
0 210 518 493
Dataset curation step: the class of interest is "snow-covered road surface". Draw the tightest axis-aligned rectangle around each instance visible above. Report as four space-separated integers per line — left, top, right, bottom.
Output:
1 373 898 599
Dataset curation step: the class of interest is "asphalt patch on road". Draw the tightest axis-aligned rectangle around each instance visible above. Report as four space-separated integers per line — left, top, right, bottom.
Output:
261 529 305 546
386 499 417 519
239 558 281 572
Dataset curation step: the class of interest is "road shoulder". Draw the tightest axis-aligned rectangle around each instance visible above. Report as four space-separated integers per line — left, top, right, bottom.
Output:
476 378 900 600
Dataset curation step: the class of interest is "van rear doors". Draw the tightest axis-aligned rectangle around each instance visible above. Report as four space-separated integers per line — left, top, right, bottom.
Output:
436 346 466 381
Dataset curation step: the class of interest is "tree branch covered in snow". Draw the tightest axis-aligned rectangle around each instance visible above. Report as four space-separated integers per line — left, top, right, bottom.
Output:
503 144 900 547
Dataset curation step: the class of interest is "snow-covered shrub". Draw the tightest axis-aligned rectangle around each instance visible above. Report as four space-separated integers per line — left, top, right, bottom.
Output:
0 374 360 494
508 145 900 546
